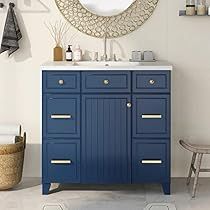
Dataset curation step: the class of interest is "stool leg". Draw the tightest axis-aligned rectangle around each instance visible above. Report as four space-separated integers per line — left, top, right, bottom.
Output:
192 153 203 198
187 152 197 185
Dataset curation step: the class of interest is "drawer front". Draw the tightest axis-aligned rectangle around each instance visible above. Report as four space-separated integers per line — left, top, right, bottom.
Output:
43 141 80 183
133 71 170 93
133 95 170 138
132 141 170 183
43 94 80 138
82 71 131 93
43 71 80 93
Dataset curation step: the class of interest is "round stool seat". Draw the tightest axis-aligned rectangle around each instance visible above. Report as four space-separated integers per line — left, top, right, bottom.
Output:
179 140 210 154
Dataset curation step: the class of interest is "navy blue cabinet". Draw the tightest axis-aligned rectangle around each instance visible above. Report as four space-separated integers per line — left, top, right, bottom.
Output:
133 94 170 138
81 95 131 184
82 71 131 93
42 70 171 195
43 94 80 138
132 140 170 183
43 140 80 183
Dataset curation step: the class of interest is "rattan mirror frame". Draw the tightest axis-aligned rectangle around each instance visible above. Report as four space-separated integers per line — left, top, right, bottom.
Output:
55 0 159 38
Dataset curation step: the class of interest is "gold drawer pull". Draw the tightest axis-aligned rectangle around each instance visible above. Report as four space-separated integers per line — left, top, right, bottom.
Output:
51 115 72 119
141 160 162 164
149 79 155 85
51 160 72 164
58 79 64 85
103 79 109 85
142 114 162 119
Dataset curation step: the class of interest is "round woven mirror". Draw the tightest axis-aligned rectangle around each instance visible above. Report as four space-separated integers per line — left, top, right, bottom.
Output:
55 0 159 38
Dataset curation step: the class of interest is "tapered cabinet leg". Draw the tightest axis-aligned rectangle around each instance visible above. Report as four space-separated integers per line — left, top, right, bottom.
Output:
42 183 51 195
162 183 170 195
187 152 197 185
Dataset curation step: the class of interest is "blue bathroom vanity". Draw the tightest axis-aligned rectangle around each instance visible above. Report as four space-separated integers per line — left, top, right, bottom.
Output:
41 61 172 195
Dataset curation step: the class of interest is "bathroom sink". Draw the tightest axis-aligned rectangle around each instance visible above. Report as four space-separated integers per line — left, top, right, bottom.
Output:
73 61 144 67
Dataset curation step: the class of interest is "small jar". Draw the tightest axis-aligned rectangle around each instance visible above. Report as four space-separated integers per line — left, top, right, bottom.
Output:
186 0 195 16
197 0 206 15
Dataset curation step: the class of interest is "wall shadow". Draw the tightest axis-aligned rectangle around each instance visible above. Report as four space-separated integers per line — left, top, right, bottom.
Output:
13 10 32 62
109 40 126 60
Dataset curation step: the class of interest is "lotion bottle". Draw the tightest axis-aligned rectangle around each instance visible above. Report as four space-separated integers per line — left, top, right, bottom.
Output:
73 44 82 61
66 45 73 61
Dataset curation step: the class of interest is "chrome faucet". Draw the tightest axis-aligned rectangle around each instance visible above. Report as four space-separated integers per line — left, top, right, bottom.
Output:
102 22 108 61
102 33 108 61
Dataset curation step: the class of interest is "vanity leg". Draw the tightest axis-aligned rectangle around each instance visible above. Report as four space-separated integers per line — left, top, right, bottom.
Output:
162 183 170 195
42 183 51 195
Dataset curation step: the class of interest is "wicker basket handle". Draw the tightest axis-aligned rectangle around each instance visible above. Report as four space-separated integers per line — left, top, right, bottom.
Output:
19 125 22 136
23 132 26 149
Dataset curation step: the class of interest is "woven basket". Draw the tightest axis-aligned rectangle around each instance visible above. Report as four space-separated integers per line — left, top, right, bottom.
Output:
0 133 26 190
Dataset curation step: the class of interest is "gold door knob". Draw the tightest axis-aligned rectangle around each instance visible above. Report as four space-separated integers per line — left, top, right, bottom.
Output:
149 79 155 85
58 79 64 85
127 102 132 108
103 79 109 85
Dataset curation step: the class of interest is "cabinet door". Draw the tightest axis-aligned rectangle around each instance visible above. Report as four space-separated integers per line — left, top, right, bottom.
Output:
133 95 170 138
82 95 131 184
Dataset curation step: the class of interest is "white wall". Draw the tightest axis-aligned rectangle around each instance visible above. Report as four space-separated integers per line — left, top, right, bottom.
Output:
0 0 210 177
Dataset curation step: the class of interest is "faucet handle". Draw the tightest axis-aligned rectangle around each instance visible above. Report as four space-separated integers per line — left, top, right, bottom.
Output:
110 54 118 62
101 54 109 61
113 54 117 61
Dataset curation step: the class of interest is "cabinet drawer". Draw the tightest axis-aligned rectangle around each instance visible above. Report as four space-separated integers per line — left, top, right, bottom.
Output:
43 94 80 138
43 71 80 93
43 141 80 183
132 141 169 183
133 71 170 93
133 95 170 138
82 71 131 93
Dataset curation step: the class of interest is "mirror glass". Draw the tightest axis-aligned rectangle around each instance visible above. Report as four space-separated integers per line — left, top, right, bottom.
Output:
79 0 136 16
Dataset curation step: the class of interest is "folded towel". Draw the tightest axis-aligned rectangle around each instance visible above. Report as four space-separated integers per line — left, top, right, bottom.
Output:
0 4 22 56
0 135 16 144
0 124 20 136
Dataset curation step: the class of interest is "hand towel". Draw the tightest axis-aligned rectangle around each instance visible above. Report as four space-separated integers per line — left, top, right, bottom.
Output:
0 4 22 56
0 135 16 144
0 124 20 136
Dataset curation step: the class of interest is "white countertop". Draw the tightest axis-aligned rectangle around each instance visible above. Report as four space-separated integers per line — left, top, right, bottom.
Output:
41 61 173 71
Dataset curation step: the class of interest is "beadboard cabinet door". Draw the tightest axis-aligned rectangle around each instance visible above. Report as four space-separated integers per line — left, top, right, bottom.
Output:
81 95 131 184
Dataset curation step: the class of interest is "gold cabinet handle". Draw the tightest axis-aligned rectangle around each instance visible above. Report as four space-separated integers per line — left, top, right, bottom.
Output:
149 79 155 85
51 160 72 164
58 79 64 85
127 102 132 108
141 114 162 119
141 160 162 164
51 114 72 119
103 79 109 85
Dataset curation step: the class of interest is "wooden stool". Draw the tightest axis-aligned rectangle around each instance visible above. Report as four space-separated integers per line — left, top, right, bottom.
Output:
179 140 210 198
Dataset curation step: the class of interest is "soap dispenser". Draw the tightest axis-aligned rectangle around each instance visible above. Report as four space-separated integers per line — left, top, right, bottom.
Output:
66 45 73 61
73 44 82 61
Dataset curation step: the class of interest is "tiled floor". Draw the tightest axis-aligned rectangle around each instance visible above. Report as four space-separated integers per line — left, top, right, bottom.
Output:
0 178 210 210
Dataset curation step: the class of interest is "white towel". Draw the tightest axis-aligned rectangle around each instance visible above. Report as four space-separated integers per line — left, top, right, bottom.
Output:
0 135 16 144
0 124 20 136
